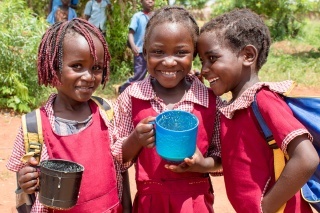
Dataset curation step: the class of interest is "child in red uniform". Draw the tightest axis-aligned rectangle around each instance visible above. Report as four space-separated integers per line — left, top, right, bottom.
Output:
197 8 318 213
112 6 222 213
6 18 131 213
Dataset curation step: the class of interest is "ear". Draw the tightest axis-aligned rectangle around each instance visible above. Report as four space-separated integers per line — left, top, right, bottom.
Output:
241 45 258 67
143 48 147 60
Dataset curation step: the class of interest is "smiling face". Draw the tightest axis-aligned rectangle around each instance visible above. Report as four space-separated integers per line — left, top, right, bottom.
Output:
144 22 194 89
198 32 246 97
56 33 104 103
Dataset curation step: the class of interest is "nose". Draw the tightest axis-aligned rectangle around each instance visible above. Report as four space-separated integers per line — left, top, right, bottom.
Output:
201 61 210 75
162 56 177 67
81 70 95 81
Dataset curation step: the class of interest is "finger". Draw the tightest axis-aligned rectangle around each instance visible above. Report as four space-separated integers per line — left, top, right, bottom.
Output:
19 171 39 192
19 167 39 184
140 116 156 124
28 157 39 166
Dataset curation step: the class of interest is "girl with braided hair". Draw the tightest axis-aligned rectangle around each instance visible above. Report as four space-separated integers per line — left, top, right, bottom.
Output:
7 18 132 213
198 8 318 212
113 6 222 213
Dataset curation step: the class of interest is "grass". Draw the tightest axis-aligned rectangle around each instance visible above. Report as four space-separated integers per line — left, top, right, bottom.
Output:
259 19 320 86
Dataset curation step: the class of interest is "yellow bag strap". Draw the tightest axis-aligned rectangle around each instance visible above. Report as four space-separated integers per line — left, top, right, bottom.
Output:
20 109 43 164
91 96 114 122
272 143 288 212
252 94 290 213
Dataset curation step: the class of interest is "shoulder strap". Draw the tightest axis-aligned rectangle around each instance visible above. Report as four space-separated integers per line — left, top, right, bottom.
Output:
252 93 287 212
252 94 289 176
252 94 278 149
20 109 43 164
91 96 114 121
252 94 289 177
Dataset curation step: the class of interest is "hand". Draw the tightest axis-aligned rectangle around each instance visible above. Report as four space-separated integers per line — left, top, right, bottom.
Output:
133 116 156 149
132 45 140 56
164 147 206 173
18 157 39 194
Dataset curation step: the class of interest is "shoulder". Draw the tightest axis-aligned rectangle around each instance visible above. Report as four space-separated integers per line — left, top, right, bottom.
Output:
85 0 93 6
132 11 144 18
256 88 289 114
126 77 154 100
69 8 77 15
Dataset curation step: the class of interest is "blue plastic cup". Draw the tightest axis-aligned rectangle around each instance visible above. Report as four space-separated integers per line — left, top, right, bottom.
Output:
153 110 199 162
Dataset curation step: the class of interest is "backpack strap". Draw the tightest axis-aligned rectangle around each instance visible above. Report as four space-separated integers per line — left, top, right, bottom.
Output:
252 94 287 212
20 109 43 163
91 96 114 122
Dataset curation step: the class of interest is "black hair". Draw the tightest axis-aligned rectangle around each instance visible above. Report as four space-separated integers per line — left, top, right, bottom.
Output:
37 18 111 88
200 8 271 70
143 6 199 56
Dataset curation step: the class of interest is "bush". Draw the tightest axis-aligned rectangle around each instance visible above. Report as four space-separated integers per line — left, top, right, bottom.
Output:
0 0 50 112
211 0 309 41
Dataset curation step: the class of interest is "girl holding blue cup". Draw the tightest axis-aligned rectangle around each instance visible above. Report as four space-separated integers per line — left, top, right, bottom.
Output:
113 6 222 213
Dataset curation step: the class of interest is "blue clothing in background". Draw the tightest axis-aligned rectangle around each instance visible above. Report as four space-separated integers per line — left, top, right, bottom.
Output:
47 6 77 24
84 0 111 32
129 12 150 54
52 0 79 10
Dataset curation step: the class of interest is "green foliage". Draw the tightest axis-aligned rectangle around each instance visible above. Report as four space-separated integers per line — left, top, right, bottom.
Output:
26 0 48 17
259 20 320 87
0 0 49 112
174 0 207 9
211 0 310 41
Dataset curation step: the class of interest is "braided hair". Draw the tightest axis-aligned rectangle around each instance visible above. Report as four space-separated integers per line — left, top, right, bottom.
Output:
37 18 111 88
143 6 199 55
200 8 271 70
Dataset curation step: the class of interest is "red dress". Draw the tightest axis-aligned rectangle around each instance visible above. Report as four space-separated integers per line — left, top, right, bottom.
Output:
41 100 122 213
131 93 216 213
220 87 312 213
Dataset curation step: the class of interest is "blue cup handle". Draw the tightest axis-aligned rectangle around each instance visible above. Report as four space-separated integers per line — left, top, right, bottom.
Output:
149 121 155 125
148 121 156 144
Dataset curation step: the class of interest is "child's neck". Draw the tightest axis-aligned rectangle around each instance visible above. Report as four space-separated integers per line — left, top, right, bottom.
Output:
152 79 191 109
60 5 69 11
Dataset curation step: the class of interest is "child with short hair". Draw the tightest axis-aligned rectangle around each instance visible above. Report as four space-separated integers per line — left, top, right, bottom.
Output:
6 18 131 213
84 0 112 38
197 8 318 212
113 6 221 213
118 0 155 94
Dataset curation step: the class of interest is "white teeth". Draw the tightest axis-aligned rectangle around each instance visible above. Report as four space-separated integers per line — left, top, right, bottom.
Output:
161 71 177 75
208 77 219 84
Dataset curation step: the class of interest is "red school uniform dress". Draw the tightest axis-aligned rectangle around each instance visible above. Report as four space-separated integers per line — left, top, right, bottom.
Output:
6 94 122 213
113 75 221 213
218 81 313 213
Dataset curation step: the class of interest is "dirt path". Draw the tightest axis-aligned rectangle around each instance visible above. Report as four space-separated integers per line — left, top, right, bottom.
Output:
0 84 318 212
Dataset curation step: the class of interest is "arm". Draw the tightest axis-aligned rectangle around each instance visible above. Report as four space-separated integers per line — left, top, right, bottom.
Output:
128 29 139 56
122 116 155 163
48 0 53 15
83 1 91 20
106 3 113 25
121 170 132 213
112 90 155 164
261 135 318 213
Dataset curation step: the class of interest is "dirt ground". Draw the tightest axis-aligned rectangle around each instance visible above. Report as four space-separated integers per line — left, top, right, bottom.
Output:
0 85 319 213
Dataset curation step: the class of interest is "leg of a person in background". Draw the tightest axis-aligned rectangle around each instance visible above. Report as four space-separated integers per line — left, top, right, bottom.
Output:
119 53 147 94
